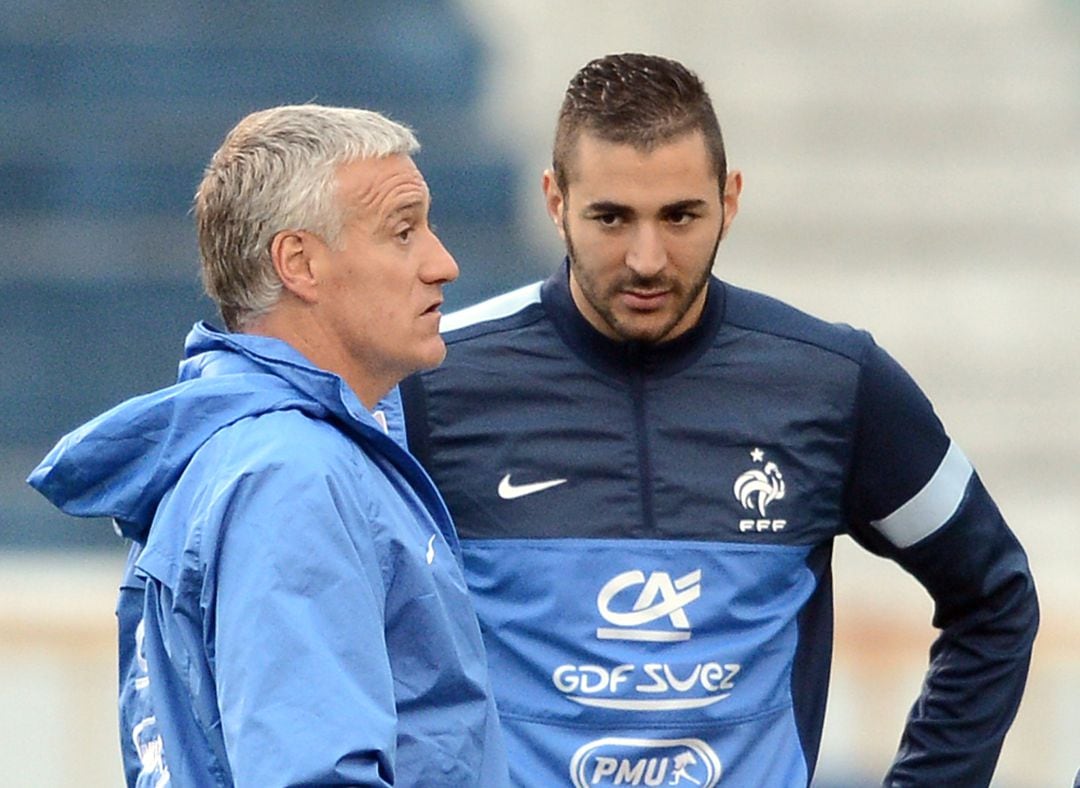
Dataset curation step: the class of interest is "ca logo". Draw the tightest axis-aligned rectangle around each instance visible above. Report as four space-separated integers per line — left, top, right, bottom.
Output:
596 570 702 642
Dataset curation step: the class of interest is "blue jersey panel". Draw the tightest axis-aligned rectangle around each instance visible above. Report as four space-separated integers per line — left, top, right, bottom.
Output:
464 538 815 786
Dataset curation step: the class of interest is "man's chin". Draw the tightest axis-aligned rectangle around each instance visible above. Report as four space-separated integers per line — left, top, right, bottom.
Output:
419 340 449 370
392 341 448 383
609 315 678 345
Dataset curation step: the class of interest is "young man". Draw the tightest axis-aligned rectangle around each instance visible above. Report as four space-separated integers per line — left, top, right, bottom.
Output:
400 54 1038 787
29 105 508 787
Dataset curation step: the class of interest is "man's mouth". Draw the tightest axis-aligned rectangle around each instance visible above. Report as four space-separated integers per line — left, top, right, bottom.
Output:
621 289 670 310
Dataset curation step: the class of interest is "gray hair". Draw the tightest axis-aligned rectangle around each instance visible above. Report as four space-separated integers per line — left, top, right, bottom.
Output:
194 104 420 331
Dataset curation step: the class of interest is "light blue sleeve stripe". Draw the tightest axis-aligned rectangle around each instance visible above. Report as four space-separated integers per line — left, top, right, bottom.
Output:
440 281 543 333
871 441 973 549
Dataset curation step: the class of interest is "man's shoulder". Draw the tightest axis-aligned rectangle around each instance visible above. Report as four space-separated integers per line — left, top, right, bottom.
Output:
721 281 873 365
155 410 369 535
439 281 546 344
198 407 360 477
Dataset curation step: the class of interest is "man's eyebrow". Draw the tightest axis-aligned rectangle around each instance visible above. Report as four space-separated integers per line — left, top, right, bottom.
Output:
584 200 634 215
583 199 711 217
660 199 709 214
379 198 427 226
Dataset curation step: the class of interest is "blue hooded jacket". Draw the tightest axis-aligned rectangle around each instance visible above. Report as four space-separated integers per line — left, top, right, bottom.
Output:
29 322 508 787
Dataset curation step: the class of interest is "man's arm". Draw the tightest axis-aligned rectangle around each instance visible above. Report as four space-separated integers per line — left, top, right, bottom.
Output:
207 451 396 787
846 341 1038 786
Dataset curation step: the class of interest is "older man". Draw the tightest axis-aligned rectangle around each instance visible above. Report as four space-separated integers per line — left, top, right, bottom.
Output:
30 104 507 787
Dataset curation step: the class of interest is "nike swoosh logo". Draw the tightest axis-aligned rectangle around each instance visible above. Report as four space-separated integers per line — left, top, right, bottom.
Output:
498 473 568 500
425 534 436 565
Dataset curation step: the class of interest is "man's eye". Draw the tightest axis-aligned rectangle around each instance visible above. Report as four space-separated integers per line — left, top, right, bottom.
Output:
595 214 621 227
668 212 696 226
395 226 414 243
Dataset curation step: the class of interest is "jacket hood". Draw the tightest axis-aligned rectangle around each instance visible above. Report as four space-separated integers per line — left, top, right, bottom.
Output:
28 322 391 541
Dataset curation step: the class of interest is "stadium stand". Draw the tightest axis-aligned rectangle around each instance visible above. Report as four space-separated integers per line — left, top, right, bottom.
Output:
0 0 544 548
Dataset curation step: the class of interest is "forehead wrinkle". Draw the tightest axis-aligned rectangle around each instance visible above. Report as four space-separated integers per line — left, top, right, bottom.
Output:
341 158 429 226
383 192 427 221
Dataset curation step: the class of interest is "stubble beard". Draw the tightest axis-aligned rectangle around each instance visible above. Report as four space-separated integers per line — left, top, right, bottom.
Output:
563 215 722 345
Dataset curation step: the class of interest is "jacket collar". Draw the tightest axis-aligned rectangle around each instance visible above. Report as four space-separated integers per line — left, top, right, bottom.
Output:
182 321 376 428
27 323 412 536
541 259 726 378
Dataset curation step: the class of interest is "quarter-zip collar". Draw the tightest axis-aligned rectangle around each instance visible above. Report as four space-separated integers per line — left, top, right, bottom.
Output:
541 258 726 379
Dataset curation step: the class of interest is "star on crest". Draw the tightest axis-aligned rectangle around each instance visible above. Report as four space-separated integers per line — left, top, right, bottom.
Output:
750 447 765 463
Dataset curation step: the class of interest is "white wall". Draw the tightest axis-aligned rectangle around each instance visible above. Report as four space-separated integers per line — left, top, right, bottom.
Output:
0 554 125 786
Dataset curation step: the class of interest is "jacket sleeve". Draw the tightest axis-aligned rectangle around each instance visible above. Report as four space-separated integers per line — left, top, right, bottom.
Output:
845 341 1038 787
204 450 397 787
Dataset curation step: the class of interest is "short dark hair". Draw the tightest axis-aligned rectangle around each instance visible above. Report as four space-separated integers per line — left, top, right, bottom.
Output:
552 53 727 193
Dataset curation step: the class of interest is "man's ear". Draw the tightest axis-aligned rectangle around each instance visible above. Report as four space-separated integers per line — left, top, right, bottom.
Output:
721 170 743 239
270 230 319 303
541 169 567 240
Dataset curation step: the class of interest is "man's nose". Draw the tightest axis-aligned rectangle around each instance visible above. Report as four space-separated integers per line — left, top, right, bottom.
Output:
422 231 459 284
625 223 666 278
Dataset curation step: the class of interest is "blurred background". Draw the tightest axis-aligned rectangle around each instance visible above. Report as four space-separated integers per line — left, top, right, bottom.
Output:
1 1 1077 785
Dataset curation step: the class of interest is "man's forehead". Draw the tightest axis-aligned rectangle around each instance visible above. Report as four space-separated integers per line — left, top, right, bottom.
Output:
572 127 709 161
566 131 715 187
564 133 719 208
337 155 429 215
